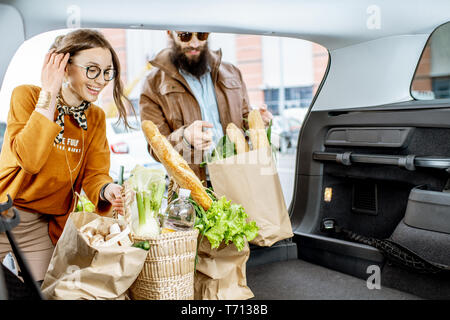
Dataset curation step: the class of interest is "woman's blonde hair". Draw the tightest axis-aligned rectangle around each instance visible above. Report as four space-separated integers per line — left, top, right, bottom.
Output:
50 29 134 128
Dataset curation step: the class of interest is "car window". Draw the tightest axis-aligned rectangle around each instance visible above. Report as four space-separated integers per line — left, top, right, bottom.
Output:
0 122 6 135
0 29 328 208
411 21 450 100
0 122 5 151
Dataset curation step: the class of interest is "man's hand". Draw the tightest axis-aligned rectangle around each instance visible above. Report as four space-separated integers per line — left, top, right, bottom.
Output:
103 183 124 216
183 120 214 150
258 104 273 127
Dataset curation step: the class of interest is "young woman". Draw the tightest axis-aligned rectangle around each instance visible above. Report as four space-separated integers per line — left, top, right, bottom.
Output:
0 29 130 282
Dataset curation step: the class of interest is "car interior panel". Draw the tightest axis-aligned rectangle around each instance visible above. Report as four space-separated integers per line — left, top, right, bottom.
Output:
1 0 450 301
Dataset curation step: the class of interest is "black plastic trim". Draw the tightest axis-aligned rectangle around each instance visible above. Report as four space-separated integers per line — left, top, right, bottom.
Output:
294 232 384 262
248 240 298 268
293 232 385 280
313 151 450 170
325 127 414 148
404 186 450 234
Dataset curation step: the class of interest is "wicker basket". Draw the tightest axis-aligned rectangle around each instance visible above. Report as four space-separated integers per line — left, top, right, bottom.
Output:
129 228 199 300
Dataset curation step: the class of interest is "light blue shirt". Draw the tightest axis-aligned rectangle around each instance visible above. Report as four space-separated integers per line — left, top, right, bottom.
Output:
179 68 223 149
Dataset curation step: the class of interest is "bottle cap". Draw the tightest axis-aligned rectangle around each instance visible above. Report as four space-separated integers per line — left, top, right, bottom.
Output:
178 188 191 199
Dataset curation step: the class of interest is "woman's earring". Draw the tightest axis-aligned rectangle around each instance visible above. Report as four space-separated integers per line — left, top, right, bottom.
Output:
62 80 69 89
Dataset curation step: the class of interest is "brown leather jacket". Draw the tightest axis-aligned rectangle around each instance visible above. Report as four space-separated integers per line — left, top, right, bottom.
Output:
139 48 250 184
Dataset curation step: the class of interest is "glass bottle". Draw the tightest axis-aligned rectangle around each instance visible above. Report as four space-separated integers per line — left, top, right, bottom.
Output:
162 188 195 232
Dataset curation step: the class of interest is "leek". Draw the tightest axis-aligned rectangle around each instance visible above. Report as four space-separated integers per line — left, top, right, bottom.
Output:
128 165 166 237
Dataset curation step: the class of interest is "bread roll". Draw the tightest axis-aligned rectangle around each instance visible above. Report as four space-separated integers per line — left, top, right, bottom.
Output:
82 226 96 238
90 234 105 246
248 109 270 150
97 221 111 237
226 123 249 154
141 120 212 211
105 233 120 241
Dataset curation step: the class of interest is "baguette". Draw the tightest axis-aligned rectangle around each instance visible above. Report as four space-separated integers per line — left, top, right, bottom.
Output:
248 109 270 150
141 120 212 211
226 123 249 154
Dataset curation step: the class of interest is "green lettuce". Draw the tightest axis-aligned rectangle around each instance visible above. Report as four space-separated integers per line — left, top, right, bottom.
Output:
192 195 258 251
200 136 236 167
200 119 276 167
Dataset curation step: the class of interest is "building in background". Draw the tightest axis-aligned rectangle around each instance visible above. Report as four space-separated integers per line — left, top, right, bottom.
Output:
99 29 328 119
4 25 450 123
0 28 328 123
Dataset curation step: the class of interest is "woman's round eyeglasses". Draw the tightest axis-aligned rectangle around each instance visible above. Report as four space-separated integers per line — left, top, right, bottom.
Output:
71 61 116 81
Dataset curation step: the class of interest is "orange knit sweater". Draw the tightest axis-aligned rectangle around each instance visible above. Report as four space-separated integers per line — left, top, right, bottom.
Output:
0 85 113 244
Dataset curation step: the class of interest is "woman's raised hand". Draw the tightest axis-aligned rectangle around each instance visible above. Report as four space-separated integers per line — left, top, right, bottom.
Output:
41 49 70 95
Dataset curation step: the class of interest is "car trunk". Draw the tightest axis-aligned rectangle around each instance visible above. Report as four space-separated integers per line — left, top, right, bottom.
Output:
247 259 421 300
265 102 450 300
1 0 450 302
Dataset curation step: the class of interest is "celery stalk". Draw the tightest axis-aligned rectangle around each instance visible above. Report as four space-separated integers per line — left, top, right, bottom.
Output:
150 181 166 213
136 191 146 226
129 165 165 237
144 190 152 218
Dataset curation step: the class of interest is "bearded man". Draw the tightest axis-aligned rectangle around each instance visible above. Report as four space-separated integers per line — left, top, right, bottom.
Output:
139 31 272 185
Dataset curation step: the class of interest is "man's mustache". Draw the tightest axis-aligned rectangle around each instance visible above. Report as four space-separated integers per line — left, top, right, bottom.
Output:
183 46 206 53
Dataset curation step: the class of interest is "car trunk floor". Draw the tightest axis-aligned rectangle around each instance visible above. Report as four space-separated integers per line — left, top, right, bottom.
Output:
246 259 421 300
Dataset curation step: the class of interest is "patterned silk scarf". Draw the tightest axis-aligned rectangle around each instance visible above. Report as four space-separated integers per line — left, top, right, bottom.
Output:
54 95 90 144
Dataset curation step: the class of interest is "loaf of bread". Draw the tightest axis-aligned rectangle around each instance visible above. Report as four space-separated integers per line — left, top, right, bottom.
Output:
141 120 212 211
226 123 249 154
248 109 270 150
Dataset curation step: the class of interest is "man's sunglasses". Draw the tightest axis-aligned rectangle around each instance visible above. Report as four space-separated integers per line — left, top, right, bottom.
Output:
176 32 210 42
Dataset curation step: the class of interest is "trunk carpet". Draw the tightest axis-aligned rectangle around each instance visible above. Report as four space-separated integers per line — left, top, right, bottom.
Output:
246 259 420 300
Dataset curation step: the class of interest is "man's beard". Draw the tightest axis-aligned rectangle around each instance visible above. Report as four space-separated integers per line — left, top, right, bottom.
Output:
169 39 210 78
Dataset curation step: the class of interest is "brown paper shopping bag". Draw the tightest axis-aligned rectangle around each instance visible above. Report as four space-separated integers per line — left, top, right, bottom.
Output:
163 179 253 300
194 236 254 300
41 211 148 300
208 147 293 247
